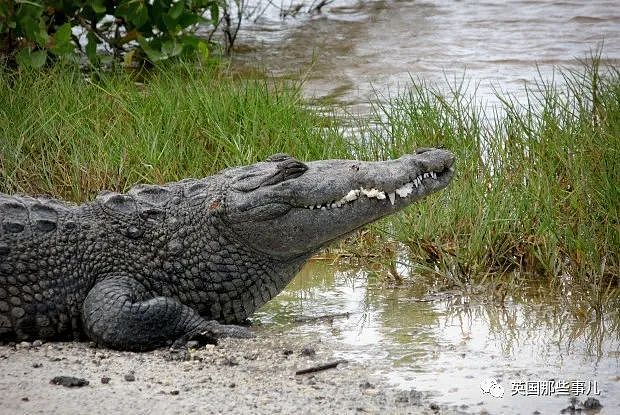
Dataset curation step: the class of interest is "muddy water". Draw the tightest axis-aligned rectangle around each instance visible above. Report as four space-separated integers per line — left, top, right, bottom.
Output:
255 261 620 414
233 0 620 112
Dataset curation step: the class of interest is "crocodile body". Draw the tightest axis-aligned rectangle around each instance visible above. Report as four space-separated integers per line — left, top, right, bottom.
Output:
0 149 454 350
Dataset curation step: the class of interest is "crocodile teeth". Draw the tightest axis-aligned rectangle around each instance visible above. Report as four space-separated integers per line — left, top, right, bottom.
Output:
388 192 396 206
303 170 442 210
361 188 381 198
343 189 359 202
395 182 413 197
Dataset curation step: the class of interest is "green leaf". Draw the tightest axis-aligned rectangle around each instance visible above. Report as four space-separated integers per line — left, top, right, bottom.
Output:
138 36 164 62
30 50 47 67
17 13 48 46
197 40 209 61
169 1 184 20
89 0 107 14
209 2 219 24
177 12 206 28
54 23 72 44
117 0 149 28
15 48 47 68
50 22 74 55
86 32 99 65
161 39 182 57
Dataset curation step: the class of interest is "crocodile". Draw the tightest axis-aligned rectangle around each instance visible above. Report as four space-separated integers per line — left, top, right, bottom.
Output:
0 148 454 351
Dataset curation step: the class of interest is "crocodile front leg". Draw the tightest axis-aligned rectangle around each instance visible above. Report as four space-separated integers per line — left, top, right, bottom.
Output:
82 275 252 351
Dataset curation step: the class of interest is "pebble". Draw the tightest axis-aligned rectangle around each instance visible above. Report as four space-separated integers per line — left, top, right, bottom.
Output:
582 397 602 409
32 340 43 347
50 376 89 387
300 346 316 357
124 373 136 382
101 377 111 384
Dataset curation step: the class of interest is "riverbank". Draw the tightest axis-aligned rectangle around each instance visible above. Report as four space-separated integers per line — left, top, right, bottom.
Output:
0 334 448 415
1 60 618 299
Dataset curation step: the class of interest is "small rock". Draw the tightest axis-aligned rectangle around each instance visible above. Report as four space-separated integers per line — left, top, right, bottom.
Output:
300 346 316 357
50 376 89 387
32 340 43 347
430 402 440 411
88 342 97 348
21 397 29 402
229 383 236 388
533 411 541 414
32 363 42 368
395 389 423 404
220 357 238 366
186 340 200 349
560 404 577 414
359 381 374 389
124 373 136 382
582 398 602 410
170 390 180 395
101 377 111 384
19 341 31 348
283 349 293 357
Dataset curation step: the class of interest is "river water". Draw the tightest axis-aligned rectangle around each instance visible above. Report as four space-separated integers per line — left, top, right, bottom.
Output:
232 1 619 413
255 260 620 415
233 0 620 113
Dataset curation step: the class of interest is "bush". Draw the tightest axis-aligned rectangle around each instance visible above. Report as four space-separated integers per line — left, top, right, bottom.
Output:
0 0 223 68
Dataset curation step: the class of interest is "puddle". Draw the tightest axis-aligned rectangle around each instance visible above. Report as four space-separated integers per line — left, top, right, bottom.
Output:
254 260 620 414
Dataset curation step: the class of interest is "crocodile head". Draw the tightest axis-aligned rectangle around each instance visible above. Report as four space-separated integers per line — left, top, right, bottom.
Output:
222 148 454 260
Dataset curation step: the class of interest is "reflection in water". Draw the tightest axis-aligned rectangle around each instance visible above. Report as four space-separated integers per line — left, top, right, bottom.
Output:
233 0 620 113
255 260 620 415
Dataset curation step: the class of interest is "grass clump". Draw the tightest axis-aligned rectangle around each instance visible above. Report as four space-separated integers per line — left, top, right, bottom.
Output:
0 63 348 201
355 59 618 297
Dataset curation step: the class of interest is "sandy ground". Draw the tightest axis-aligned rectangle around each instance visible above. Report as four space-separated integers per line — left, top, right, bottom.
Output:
0 328 450 415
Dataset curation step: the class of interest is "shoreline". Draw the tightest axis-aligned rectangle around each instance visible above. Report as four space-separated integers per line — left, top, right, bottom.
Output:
0 331 447 415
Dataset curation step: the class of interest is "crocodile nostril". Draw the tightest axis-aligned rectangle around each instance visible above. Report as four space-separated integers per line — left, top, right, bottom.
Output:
266 153 293 162
279 158 307 172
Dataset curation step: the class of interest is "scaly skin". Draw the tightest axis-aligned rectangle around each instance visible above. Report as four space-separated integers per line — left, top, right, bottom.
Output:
0 149 454 351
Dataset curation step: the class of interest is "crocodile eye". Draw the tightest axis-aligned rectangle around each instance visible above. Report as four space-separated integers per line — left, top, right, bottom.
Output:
266 153 293 162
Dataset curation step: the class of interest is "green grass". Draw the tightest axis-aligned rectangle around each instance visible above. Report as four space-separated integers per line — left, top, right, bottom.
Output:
0 62 348 201
352 59 619 301
1 60 618 301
